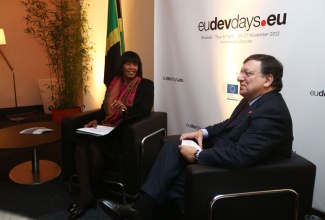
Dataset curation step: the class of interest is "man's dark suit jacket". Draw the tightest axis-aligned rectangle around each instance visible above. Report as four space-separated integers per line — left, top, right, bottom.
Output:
200 91 293 169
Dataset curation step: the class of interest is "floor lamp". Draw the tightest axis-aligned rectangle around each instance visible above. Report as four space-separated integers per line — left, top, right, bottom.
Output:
0 29 24 121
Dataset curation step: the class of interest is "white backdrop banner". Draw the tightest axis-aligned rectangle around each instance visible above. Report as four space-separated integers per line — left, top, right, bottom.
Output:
154 0 325 213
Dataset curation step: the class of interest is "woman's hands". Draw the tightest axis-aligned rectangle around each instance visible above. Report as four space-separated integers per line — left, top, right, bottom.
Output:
84 120 98 128
111 100 127 112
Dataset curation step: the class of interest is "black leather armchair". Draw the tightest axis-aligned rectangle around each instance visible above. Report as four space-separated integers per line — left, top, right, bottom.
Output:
162 136 316 220
61 110 167 201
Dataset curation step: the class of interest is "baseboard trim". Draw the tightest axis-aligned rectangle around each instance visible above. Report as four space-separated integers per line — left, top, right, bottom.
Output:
0 105 45 116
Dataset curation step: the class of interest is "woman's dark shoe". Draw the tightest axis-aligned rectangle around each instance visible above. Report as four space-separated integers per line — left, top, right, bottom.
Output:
67 203 77 213
68 198 97 220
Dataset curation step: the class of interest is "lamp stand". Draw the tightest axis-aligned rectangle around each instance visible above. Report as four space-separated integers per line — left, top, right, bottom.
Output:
0 48 25 122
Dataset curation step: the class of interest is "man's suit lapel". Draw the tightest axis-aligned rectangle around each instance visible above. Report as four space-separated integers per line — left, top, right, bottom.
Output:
226 91 278 128
249 91 278 109
225 99 249 128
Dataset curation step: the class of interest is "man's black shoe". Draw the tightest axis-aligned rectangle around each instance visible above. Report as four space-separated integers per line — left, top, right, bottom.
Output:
98 199 145 220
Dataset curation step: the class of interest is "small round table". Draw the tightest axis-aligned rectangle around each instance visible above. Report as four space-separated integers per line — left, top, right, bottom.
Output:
0 121 61 185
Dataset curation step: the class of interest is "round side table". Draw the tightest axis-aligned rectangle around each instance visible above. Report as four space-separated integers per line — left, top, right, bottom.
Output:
0 121 61 184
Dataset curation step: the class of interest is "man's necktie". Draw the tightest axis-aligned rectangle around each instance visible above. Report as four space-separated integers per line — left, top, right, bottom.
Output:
227 102 249 127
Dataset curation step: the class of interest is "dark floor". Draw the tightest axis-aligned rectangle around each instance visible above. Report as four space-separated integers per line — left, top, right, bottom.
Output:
0 106 109 219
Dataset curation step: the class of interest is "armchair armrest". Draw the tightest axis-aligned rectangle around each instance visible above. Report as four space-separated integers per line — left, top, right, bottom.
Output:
183 153 316 220
61 109 100 180
161 135 181 145
120 112 167 195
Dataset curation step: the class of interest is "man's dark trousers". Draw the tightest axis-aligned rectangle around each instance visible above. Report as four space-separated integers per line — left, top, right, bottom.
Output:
141 139 187 208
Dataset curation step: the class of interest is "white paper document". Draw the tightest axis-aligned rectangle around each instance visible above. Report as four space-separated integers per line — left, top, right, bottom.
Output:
76 125 115 136
181 139 201 150
20 127 53 134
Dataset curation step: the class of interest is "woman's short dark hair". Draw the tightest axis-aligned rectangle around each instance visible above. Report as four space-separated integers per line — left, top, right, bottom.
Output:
244 54 283 92
118 51 143 77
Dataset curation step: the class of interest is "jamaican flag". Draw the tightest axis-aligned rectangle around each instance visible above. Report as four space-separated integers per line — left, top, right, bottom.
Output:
104 0 125 86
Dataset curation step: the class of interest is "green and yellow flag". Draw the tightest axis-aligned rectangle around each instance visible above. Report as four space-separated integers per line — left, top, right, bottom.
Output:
104 0 125 85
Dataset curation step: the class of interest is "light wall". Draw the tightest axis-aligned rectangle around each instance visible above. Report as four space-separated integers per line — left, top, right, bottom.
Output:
0 0 49 108
0 0 154 110
121 0 154 82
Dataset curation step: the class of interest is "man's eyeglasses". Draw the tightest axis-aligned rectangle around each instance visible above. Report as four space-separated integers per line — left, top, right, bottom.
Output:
237 71 258 78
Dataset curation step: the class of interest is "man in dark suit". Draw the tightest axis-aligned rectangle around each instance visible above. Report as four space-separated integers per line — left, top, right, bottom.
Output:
98 54 293 220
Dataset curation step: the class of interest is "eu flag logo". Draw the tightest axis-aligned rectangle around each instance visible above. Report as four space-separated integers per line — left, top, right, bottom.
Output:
227 84 238 94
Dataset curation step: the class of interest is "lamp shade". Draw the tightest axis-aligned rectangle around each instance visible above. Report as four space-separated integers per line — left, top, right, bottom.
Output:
0 29 7 45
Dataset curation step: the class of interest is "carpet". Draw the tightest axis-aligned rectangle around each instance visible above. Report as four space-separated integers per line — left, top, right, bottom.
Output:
0 175 110 220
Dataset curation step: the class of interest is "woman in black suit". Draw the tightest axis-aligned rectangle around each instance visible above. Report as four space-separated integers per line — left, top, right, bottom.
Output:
68 51 154 219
